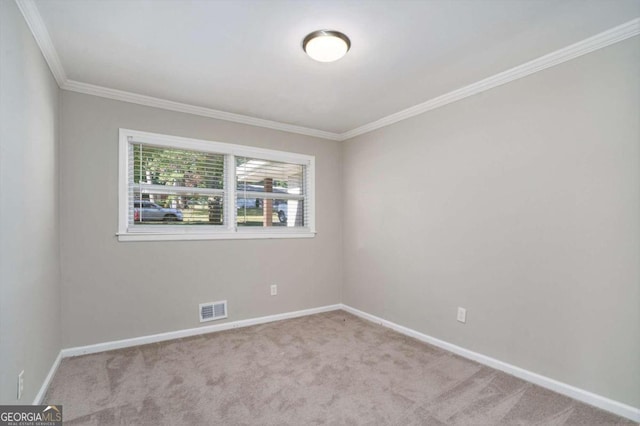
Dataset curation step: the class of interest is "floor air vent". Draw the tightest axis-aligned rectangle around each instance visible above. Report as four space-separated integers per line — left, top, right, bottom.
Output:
199 300 227 322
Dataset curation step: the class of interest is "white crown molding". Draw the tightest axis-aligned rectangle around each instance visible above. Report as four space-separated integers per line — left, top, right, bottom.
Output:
61 80 343 141
339 17 640 141
341 304 640 423
15 0 639 142
14 0 341 141
14 0 67 86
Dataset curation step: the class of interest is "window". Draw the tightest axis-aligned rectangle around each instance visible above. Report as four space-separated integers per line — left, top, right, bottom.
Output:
118 129 315 241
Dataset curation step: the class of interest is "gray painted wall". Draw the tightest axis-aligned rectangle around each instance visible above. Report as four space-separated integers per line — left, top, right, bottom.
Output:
0 0 61 404
342 37 640 407
4 1 638 411
59 91 343 348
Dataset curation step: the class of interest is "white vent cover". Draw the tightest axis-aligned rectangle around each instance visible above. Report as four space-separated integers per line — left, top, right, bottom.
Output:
199 300 227 323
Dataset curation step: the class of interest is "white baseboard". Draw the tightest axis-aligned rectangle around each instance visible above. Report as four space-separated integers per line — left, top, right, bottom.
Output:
340 304 640 423
61 304 342 358
37 303 639 422
33 350 62 404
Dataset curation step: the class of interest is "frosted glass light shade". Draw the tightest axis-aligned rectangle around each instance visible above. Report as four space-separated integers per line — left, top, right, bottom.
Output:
303 30 351 63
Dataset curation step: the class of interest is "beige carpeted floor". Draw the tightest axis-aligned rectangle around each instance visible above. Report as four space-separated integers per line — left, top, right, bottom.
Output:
45 311 635 425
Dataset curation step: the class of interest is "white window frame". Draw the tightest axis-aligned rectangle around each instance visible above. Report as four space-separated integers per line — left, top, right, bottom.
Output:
118 129 316 242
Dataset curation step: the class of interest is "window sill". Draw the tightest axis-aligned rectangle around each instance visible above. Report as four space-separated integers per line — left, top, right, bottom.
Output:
117 231 316 242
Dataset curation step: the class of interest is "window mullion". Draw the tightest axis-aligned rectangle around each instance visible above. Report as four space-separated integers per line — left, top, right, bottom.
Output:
225 154 236 231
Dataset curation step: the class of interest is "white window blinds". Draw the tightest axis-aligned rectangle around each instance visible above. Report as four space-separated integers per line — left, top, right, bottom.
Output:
236 156 307 228
129 143 226 227
119 129 315 241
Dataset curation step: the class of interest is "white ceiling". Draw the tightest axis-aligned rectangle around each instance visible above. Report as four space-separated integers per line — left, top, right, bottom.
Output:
33 0 640 135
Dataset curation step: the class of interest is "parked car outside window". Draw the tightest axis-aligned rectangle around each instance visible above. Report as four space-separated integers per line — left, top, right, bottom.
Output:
134 200 184 222
236 183 289 223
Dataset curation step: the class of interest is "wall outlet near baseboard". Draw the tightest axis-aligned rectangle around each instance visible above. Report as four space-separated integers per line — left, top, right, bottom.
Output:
270 284 277 296
18 370 24 400
457 307 467 323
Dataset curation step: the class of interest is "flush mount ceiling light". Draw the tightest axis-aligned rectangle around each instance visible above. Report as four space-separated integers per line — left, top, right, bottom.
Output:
303 30 351 63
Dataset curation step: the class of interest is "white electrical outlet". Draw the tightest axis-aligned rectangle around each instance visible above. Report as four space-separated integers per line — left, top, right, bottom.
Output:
457 307 467 323
270 284 277 296
18 370 24 400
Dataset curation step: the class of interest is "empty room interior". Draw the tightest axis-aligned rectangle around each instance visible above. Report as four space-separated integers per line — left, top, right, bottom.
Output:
1 0 639 424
